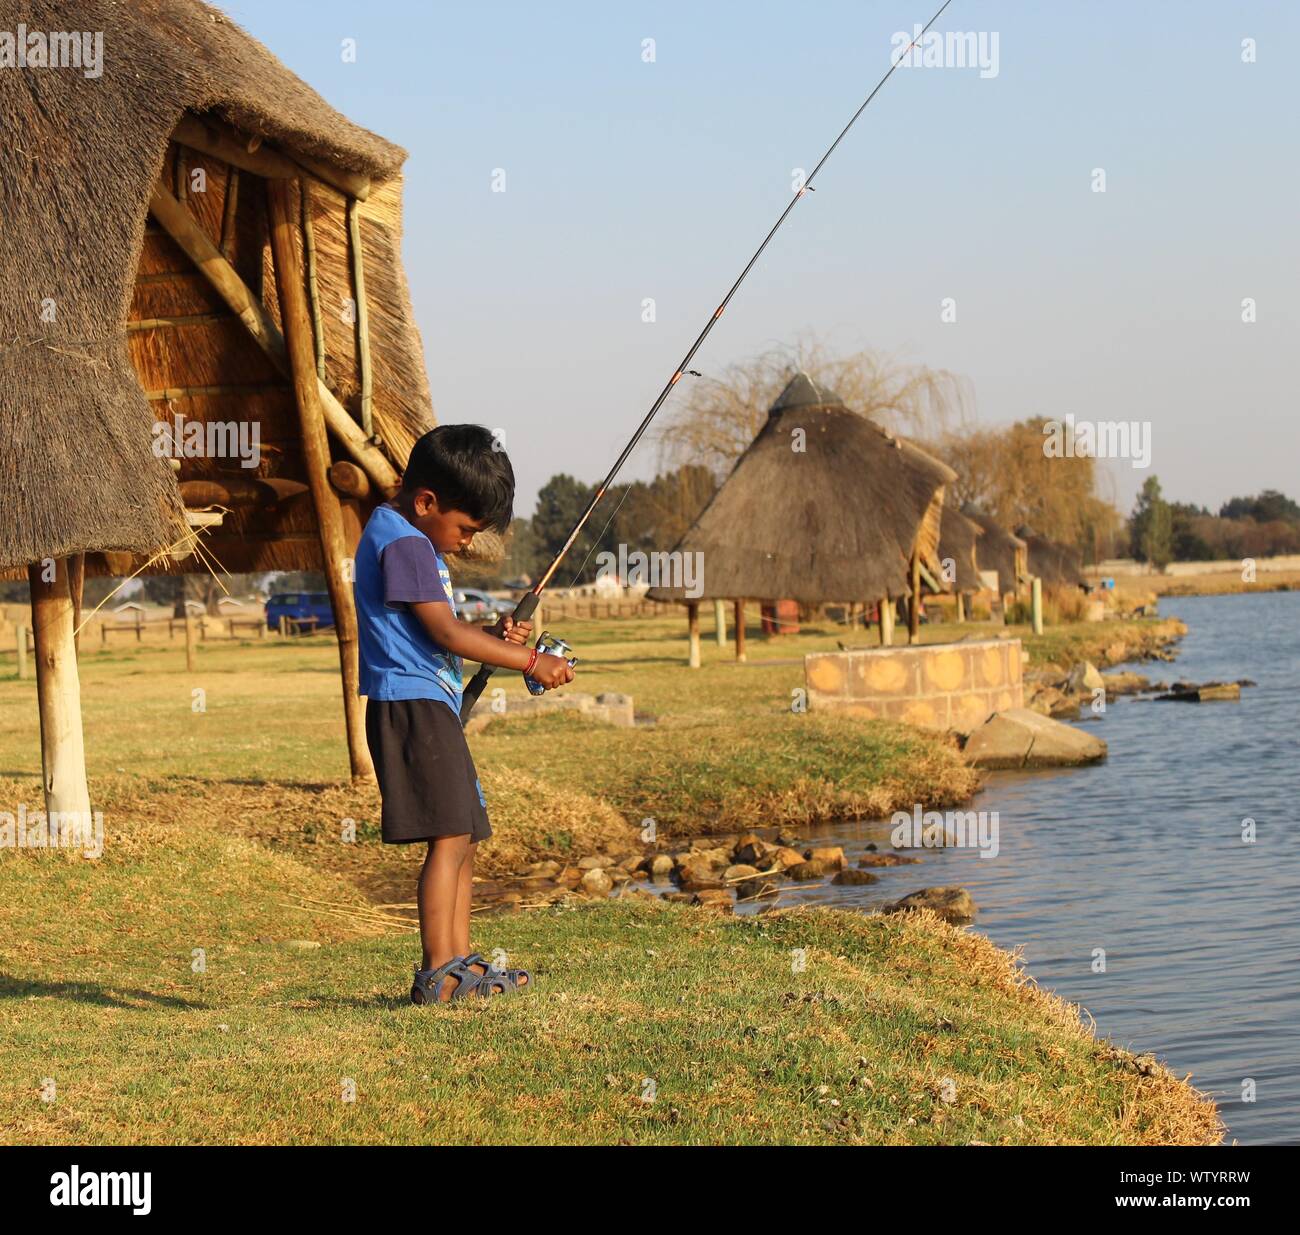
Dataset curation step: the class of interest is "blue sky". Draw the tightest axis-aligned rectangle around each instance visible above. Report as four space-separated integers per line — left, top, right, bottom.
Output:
215 0 1298 517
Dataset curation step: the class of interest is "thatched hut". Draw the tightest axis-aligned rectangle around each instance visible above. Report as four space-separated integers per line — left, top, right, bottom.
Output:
963 508 1028 601
936 505 985 612
1 0 436 811
647 373 956 656
1018 529 1086 588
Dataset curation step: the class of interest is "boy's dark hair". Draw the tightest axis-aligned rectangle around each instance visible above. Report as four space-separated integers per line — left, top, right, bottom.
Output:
402 425 514 532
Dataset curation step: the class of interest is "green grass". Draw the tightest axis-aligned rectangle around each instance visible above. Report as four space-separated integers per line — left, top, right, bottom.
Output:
0 611 1217 1144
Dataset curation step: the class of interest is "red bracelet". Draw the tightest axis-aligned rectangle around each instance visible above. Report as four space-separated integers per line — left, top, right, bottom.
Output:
524 648 538 676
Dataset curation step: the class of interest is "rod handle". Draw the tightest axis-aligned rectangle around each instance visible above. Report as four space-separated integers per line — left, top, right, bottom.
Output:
458 590 540 726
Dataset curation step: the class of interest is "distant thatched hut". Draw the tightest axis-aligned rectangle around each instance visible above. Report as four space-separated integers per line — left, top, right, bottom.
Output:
936 505 985 606
963 509 1028 600
1018 529 1086 588
1 0 437 811
647 373 956 656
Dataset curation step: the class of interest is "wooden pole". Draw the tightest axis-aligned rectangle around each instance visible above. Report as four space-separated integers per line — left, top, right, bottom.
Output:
148 183 400 496
185 609 197 672
908 550 921 645
27 562 92 827
346 197 374 436
68 553 84 655
955 591 966 623
1032 576 1044 635
173 114 371 202
266 178 375 783
878 596 893 647
687 602 701 669
16 623 28 679
713 598 726 647
733 599 746 662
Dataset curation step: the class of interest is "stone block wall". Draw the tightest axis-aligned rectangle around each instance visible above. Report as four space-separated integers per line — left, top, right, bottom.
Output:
804 638 1023 731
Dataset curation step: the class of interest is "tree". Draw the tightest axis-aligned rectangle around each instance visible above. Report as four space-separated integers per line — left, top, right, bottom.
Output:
1130 476 1173 569
656 338 971 480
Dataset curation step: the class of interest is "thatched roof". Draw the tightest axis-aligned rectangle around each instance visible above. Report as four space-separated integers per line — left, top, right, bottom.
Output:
1 0 432 576
963 508 1027 597
646 374 956 604
1018 528 1086 587
937 506 984 593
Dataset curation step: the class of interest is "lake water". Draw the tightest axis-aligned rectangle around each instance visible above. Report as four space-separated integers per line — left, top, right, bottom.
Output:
737 592 1299 1144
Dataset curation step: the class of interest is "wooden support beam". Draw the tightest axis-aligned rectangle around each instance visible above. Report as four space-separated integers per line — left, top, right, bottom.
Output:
687 601 701 668
28 561 91 826
733 599 746 662
174 114 372 202
347 198 374 435
266 179 374 784
713 597 726 648
878 596 894 647
1032 576 1044 635
68 553 84 655
908 550 921 645
149 182 400 497
328 460 371 500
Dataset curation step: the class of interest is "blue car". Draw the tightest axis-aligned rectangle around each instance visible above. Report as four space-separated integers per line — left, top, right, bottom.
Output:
266 592 334 633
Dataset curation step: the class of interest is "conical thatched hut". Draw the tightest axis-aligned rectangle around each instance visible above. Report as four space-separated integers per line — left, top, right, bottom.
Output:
1018 529 1086 588
647 373 956 655
963 508 1028 601
936 505 985 604
1 0 437 810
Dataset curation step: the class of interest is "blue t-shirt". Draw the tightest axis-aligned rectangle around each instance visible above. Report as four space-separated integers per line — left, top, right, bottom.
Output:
355 503 463 713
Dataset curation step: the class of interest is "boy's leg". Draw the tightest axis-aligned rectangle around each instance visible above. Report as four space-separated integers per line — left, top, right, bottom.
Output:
418 835 472 990
454 842 528 986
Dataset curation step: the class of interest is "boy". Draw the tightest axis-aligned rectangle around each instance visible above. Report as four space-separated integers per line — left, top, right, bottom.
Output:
353 424 575 1004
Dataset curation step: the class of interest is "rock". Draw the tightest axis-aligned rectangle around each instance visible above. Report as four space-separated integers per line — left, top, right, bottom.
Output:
963 707 1107 770
832 869 879 886
580 869 613 897
619 886 659 901
1156 681 1241 702
618 854 644 873
558 866 583 886
696 846 733 868
1100 671 1150 696
608 869 631 885
647 854 675 878
577 854 611 870
1103 641 1129 664
280 939 321 950
770 846 807 870
662 891 694 904
884 887 976 924
1066 661 1105 693
776 830 804 848
804 846 846 870
522 860 561 879
858 853 921 868
723 863 760 883
785 859 829 881
692 889 733 912
733 833 771 865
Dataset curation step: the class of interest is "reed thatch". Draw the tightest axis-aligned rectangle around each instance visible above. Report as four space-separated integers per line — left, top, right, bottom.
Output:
963 508 1028 597
646 374 956 604
0 0 433 577
937 506 985 593
1018 528 1086 588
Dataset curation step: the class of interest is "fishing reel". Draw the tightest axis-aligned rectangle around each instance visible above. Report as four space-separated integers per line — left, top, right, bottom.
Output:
525 631 579 696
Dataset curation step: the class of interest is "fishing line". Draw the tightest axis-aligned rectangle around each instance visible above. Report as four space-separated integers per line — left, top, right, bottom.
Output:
461 0 957 723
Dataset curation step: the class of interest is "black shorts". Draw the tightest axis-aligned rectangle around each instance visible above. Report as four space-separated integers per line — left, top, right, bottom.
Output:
365 698 492 845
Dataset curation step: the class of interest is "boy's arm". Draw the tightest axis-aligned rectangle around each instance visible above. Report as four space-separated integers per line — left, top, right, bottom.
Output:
410 602 573 688
411 601 532 670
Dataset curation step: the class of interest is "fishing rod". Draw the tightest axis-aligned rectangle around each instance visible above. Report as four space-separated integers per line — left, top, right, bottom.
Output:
460 0 955 725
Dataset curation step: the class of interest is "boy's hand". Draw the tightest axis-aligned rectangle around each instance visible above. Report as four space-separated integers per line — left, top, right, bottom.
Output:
489 615 533 645
529 652 575 690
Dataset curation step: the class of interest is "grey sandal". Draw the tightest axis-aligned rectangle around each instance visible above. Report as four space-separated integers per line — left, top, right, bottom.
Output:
463 952 532 993
410 957 509 1005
